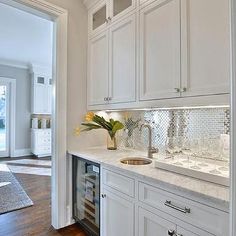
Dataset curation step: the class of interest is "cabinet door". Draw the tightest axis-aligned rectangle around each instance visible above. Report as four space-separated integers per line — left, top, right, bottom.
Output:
140 0 181 101
181 0 230 97
101 188 134 236
177 226 213 236
110 0 135 22
109 14 136 104
138 207 176 236
34 75 48 114
88 0 109 36
88 31 109 106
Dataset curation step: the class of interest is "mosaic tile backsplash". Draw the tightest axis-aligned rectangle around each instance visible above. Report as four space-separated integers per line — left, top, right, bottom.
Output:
106 107 230 161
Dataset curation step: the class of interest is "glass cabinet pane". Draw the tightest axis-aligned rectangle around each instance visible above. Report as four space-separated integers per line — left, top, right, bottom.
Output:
113 0 132 16
37 77 45 84
93 5 106 30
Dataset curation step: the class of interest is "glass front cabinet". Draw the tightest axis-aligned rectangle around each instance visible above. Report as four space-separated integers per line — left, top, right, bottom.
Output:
88 0 135 36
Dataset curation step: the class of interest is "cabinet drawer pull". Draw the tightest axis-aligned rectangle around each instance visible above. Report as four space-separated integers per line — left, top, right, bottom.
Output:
168 229 176 236
164 200 190 214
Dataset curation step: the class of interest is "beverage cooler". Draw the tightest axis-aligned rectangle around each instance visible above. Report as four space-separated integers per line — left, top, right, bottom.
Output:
72 156 100 236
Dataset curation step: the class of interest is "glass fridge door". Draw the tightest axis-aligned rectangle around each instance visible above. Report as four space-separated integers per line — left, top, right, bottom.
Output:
73 157 100 236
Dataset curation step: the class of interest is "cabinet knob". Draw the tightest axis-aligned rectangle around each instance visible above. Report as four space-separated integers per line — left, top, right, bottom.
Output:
174 88 180 93
108 16 111 21
105 19 109 23
181 87 187 92
108 97 112 101
101 194 106 198
104 97 108 101
168 230 176 236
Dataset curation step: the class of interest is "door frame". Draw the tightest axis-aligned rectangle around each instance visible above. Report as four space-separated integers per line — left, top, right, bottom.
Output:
0 0 68 229
0 77 16 158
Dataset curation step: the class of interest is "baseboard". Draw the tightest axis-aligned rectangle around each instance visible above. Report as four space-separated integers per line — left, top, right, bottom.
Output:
12 148 32 157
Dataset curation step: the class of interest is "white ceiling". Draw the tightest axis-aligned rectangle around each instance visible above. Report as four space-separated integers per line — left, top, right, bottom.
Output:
0 3 53 68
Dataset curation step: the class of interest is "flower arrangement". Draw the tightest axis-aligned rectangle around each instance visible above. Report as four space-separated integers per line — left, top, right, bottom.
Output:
75 112 124 150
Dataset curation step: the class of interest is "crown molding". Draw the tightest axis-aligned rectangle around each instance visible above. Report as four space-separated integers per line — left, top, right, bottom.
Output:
0 58 29 69
83 0 100 9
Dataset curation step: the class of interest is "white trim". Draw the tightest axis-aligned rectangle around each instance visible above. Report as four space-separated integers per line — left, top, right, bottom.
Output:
12 148 32 157
0 0 68 229
230 0 236 235
0 58 29 69
0 77 16 158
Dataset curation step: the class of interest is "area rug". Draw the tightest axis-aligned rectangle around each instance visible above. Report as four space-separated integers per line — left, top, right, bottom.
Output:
0 164 33 214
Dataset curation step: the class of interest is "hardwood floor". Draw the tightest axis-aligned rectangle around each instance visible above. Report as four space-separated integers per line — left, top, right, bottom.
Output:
0 158 87 236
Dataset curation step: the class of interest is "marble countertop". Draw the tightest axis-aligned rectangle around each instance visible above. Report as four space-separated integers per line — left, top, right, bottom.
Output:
68 147 229 211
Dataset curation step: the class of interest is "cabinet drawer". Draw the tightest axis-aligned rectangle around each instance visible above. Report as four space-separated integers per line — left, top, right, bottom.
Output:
102 169 135 197
139 182 229 235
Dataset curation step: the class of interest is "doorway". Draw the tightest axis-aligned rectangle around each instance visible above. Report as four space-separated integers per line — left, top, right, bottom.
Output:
0 0 68 230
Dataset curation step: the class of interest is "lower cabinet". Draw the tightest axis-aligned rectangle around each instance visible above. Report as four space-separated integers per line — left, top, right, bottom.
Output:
138 207 176 236
100 168 228 236
138 207 213 236
101 188 134 236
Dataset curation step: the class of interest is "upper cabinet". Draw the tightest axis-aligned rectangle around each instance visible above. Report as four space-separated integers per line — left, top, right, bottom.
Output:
139 0 181 101
30 64 52 114
88 0 135 37
88 14 136 106
85 0 230 110
180 0 230 97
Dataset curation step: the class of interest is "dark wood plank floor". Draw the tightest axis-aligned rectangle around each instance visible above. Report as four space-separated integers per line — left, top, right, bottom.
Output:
0 158 87 236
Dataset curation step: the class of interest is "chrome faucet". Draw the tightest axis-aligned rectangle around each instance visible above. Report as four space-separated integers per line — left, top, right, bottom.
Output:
140 124 159 159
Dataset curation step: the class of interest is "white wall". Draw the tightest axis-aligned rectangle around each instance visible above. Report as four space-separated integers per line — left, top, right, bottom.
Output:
0 64 31 151
0 3 53 67
45 0 105 150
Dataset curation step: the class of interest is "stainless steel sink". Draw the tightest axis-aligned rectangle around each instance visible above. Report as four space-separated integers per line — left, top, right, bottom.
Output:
120 157 152 165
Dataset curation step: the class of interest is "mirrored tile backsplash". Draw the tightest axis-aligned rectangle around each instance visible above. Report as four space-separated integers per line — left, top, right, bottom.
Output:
106 106 230 161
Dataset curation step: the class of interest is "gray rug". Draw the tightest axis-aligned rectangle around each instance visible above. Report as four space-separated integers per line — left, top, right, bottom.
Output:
0 164 33 214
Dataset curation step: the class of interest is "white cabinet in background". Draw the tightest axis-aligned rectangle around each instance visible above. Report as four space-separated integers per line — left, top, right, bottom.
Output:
31 65 52 114
88 14 136 106
101 188 134 236
31 129 51 157
139 0 181 101
181 0 230 97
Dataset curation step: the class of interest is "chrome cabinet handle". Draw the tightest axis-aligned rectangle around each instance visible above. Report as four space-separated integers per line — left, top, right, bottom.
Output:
101 194 106 198
181 87 187 92
174 88 180 93
104 97 108 101
165 200 190 214
168 230 176 236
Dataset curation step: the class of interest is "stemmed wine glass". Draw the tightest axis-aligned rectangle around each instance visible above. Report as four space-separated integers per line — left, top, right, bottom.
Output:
190 139 201 170
209 138 222 175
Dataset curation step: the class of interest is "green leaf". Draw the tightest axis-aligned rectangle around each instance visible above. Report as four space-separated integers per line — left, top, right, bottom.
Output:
112 121 124 134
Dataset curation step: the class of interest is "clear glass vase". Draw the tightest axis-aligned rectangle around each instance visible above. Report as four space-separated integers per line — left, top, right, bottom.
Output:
107 135 117 150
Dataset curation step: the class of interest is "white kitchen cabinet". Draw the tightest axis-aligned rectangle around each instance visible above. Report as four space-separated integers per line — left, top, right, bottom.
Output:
138 207 176 236
88 31 109 106
139 0 181 101
180 0 230 97
99 167 229 236
89 0 109 36
138 207 213 236
88 14 136 107
101 188 134 236
88 0 135 37
31 129 51 157
109 14 136 104
31 65 52 114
